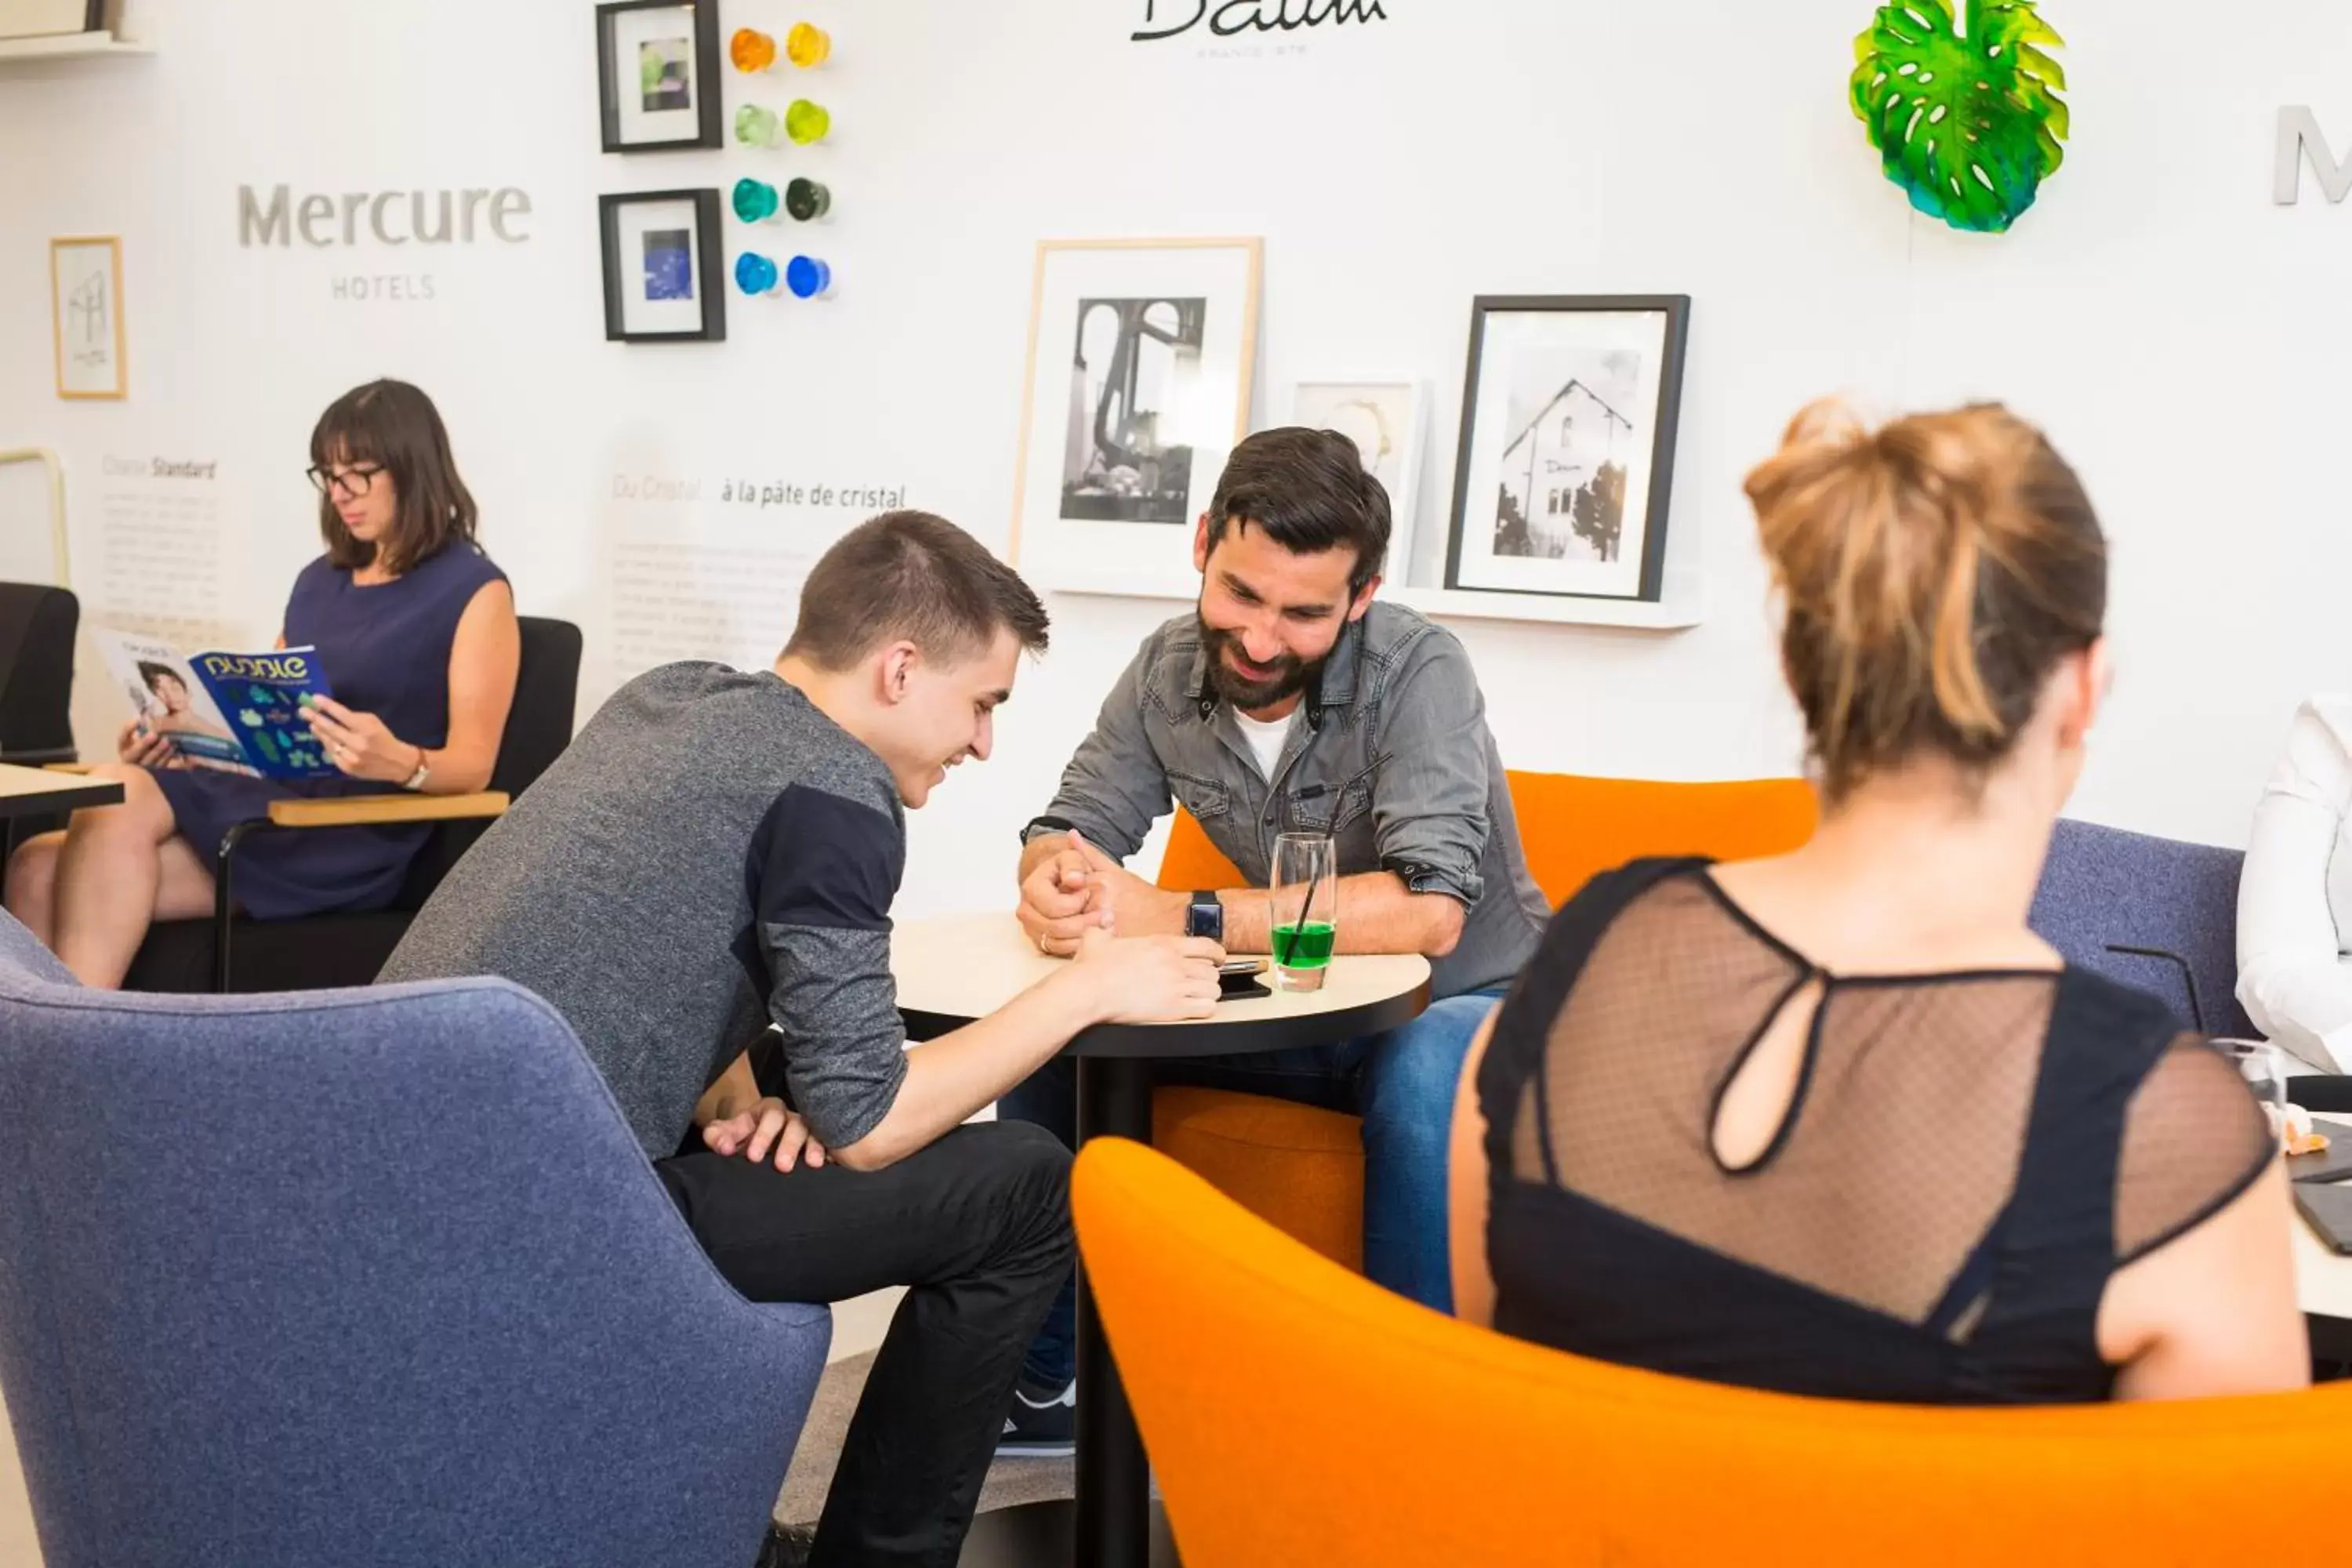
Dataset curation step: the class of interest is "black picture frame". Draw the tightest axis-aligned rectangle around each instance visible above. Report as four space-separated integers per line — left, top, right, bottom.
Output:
1443 295 1692 604
598 189 726 343
596 0 722 154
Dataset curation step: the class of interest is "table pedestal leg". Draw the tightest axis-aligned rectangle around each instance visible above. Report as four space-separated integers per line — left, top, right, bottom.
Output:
1075 1054 1154 1568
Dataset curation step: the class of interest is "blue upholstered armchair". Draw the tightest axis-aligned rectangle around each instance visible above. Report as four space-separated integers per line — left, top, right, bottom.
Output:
2028 817 2258 1040
0 911 829 1568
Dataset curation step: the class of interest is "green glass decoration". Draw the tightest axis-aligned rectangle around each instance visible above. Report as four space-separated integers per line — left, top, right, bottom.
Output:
785 99 830 145
1849 0 2068 234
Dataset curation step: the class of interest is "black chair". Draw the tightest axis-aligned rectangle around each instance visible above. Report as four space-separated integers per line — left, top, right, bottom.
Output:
0 582 82 860
123 616 583 993
0 582 78 768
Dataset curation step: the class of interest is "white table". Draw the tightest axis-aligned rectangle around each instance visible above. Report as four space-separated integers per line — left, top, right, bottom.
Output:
0 763 119 818
891 913 1432 1568
2295 1120 2352 1359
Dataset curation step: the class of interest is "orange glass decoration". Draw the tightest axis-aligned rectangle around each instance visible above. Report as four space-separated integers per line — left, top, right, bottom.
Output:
730 27 776 72
786 22 831 67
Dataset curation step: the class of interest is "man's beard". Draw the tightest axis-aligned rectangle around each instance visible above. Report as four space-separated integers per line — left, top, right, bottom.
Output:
1200 615 1326 712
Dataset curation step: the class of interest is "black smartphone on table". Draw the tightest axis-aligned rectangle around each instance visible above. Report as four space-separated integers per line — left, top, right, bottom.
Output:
2294 1180 2352 1255
1217 956 1270 1001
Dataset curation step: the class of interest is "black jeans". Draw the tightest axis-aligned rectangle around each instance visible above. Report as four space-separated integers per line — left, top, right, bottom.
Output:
657 1120 1073 1568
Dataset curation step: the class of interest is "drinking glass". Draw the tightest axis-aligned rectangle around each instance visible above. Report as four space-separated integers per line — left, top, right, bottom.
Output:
1269 832 1337 993
2213 1038 2291 1143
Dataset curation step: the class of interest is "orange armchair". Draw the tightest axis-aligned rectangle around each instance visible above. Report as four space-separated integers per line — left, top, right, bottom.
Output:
1150 771 1818 1272
1076 1136 2351 1567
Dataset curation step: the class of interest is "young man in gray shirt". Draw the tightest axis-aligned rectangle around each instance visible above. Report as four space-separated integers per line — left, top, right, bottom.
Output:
999 429 1550 1450
380 512 1224 1568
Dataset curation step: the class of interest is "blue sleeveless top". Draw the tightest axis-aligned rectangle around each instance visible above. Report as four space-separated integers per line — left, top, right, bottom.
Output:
151 540 508 920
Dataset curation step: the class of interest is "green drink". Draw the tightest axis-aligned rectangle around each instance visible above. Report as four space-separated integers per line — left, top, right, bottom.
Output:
1269 832 1338 992
1270 921 1335 970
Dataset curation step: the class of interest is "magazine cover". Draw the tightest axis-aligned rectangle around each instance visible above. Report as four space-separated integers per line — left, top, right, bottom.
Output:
93 629 337 780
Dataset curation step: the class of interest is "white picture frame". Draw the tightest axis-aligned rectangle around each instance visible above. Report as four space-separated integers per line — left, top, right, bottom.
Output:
1008 238 1262 600
51 235 125 401
1287 378 1426 583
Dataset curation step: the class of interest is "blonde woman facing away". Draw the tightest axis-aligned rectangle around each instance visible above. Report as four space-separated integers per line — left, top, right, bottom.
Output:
1450 401 2307 1404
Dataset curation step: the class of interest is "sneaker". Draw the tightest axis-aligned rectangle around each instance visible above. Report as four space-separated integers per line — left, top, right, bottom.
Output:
996 1371 1076 1457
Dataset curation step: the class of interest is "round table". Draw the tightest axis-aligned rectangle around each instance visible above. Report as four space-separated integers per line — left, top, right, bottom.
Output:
891 913 1432 1568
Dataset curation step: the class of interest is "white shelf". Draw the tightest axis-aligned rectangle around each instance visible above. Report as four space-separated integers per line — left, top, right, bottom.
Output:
1387 583 1704 631
0 31 152 63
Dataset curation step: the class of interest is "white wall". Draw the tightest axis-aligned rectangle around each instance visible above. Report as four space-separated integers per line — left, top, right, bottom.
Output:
4 0 2350 918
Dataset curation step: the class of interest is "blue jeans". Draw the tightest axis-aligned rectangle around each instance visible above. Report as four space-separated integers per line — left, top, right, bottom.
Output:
997 985 1507 1386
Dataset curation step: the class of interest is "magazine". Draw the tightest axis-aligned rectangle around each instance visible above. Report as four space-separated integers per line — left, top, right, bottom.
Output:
93 628 338 780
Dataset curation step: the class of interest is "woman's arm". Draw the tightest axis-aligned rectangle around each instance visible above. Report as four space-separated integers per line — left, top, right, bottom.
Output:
307 579 520 793
2097 1161 2309 1401
1448 1011 1501 1327
2238 699 2352 1072
412 579 520 793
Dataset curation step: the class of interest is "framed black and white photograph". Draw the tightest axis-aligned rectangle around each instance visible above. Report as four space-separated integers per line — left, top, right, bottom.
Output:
599 189 725 343
1010 238 1262 598
1446 296 1690 602
1289 378 1426 572
596 0 721 153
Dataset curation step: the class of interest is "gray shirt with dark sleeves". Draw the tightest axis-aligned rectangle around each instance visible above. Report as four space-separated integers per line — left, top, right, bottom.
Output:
1026 603 1549 1000
379 662 909 1160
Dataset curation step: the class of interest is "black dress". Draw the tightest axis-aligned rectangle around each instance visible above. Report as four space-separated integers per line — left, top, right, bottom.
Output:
1478 857 2274 1406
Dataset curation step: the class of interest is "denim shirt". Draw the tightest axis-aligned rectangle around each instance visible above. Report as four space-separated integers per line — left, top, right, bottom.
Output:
1025 602 1549 999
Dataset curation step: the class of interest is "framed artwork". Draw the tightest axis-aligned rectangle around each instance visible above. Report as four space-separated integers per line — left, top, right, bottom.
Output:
1010 238 1262 599
50 235 125 400
596 0 721 153
598 189 725 343
1288 378 1426 577
1445 296 1690 603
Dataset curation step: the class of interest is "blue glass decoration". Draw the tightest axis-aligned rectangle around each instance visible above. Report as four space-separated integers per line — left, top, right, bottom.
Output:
785 255 832 299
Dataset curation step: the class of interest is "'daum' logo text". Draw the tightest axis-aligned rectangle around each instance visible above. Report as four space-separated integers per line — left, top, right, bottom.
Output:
1132 0 1388 42
200 652 311 684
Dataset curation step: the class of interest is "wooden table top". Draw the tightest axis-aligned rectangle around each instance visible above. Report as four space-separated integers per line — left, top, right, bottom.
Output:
890 912 1433 1060
0 764 122 816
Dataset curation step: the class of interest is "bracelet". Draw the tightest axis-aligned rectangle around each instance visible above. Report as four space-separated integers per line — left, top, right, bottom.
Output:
401 746 431 792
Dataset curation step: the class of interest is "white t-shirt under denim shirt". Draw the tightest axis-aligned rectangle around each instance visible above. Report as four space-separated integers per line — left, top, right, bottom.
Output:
2236 695 2352 1073
1232 708 1297 781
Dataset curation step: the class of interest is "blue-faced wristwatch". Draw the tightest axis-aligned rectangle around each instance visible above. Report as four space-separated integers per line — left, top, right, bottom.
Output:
1185 890 1224 944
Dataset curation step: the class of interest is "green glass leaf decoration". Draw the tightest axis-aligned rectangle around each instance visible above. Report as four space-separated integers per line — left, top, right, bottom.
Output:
1850 0 2068 234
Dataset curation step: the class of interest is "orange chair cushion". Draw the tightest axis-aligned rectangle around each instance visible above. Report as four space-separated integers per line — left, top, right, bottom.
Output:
1152 1087 1364 1272
1147 771 1819 1272
1076 1136 2352 1568
1155 770 1820 907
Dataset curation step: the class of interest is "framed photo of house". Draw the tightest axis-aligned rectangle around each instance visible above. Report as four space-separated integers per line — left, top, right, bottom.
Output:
1288 378 1426 577
1444 296 1690 602
598 189 725 342
50 235 125 400
1009 238 1263 599
596 0 721 153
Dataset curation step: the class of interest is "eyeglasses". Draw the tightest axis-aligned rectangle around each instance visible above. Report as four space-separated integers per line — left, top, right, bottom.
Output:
307 463 384 500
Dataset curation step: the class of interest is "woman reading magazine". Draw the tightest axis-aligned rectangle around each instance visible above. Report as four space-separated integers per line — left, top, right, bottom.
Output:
2 379 519 989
